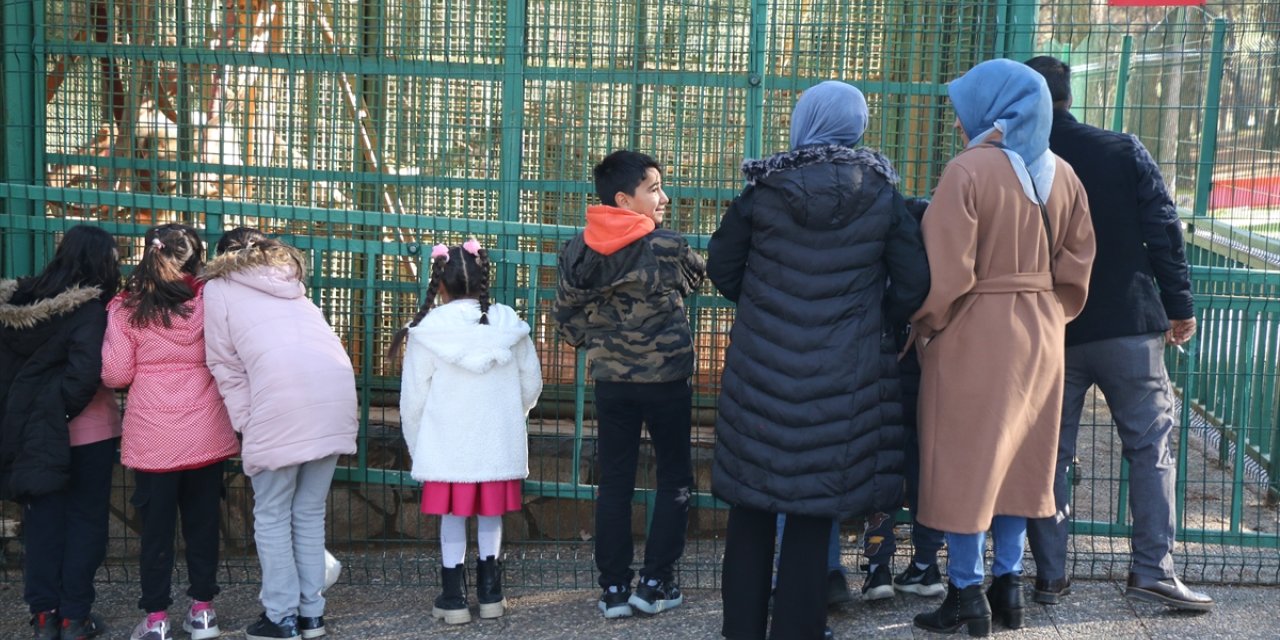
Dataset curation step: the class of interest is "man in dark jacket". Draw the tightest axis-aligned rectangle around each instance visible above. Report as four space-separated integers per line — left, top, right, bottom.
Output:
554 149 706 620
1024 56 1212 612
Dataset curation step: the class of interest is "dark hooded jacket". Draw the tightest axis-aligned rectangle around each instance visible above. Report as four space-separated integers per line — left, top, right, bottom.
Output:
707 144 930 518
0 280 107 500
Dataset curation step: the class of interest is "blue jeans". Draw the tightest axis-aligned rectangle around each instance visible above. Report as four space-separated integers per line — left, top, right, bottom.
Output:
946 515 1026 589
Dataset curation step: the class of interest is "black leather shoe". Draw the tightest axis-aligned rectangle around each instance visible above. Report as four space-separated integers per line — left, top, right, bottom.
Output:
1033 576 1072 605
1124 574 1213 612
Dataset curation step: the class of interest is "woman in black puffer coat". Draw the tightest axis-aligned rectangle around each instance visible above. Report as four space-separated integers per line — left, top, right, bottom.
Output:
0 225 121 638
708 81 930 640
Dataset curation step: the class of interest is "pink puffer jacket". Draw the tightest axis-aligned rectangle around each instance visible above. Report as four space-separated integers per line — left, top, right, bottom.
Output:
102 285 239 472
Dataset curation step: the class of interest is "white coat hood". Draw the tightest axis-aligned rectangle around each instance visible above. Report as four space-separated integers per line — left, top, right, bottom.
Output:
409 299 533 374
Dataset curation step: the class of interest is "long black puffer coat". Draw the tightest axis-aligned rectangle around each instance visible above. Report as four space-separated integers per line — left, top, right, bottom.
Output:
0 280 107 500
707 144 930 518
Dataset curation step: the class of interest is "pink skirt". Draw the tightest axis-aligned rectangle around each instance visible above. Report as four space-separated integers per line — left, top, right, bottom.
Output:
420 480 522 517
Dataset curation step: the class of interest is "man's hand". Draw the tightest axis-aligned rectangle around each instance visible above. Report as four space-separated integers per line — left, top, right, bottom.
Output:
1166 317 1197 346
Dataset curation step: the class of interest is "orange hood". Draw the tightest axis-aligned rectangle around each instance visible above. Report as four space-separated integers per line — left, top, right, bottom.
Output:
584 205 656 256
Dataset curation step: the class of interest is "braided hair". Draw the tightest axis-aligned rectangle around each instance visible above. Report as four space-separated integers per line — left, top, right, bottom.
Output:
388 240 492 358
120 223 204 328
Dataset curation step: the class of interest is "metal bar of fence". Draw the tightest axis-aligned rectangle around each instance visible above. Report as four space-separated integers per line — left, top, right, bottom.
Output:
1192 18 1227 218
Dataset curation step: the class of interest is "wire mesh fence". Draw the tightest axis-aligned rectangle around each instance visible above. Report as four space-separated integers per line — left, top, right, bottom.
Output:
1 0 1277 589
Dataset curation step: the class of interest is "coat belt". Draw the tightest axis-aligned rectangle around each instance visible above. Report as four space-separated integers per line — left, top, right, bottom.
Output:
971 272 1053 293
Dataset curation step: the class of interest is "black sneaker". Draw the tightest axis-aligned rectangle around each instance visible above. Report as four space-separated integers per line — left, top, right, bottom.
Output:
861 564 894 601
629 576 683 614
30 610 59 640
894 563 946 597
297 616 325 639
245 613 300 640
826 570 853 606
598 584 633 619
60 613 107 640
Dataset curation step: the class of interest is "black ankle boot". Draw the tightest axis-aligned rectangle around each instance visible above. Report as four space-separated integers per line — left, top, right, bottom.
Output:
476 555 506 619
432 564 472 625
987 573 1024 629
913 582 992 637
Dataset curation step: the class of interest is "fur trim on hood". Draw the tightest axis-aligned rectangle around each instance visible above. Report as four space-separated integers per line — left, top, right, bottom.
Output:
0 279 103 330
741 144 899 186
202 244 307 281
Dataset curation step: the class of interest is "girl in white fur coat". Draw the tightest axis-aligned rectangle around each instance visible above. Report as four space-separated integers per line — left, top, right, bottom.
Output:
391 239 542 625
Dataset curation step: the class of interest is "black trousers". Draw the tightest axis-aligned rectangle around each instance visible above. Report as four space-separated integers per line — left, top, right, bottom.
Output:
593 379 693 588
722 505 830 640
132 461 224 612
22 438 117 620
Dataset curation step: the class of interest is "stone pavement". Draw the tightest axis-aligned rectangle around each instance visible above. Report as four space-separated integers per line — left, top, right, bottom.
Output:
2 578 1276 639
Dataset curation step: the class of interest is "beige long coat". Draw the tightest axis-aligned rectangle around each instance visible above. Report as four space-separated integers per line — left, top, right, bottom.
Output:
912 142 1095 534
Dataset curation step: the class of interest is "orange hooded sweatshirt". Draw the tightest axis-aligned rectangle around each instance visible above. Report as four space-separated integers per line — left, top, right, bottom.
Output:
584 205 656 256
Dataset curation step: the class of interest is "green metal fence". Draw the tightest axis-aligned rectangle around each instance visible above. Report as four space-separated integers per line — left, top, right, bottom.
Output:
1 0 1278 588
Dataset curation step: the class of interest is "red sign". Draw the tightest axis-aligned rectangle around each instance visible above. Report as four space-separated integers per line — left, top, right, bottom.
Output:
1108 0 1204 5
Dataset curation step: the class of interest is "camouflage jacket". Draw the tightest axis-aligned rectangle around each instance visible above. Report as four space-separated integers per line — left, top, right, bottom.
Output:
553 228 706 383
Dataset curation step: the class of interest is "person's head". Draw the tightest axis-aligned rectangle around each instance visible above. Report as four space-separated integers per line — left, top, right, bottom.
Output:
948 58 1052 164
388 238 492 358
214 226 269 255
121 223 205 328
17 224 120 304
790 80 869 150
1025 56 1072 110
593 150 669 225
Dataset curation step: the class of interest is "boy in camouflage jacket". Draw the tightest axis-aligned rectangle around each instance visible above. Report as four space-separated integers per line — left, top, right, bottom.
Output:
554 149 706 619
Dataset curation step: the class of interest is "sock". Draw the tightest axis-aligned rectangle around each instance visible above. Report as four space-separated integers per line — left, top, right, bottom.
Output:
477 515 503 559
440 514 468 568
146 612 167 625
191 600 213 613
916 561 933 571
868 563 880 573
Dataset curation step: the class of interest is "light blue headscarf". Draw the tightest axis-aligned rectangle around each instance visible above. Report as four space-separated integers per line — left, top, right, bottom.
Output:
948 58 1056 201
790 81 869 150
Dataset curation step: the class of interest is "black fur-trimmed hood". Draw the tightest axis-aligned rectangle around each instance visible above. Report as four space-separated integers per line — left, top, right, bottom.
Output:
741 144 899 186
0 279 102 330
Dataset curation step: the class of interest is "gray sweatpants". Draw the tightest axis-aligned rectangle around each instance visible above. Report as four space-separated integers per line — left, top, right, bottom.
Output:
251 455 339 621
1027 333 1178 581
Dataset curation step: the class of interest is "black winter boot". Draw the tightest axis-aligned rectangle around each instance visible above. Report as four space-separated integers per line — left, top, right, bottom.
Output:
986 573 1024 630
432 565 472 625
476 556 506 619
913 582 992 637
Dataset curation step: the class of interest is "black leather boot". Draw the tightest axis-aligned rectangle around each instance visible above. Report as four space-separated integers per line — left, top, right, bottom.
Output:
913 582 992 637
432 564 471 625
987 573 1024 629
476 555 506 619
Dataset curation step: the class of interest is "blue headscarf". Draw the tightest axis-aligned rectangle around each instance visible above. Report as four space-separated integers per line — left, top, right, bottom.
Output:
948 58 1056 201
790 81 869 150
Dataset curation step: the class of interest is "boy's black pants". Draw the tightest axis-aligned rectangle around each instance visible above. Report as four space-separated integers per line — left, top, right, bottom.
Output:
593 379 693 588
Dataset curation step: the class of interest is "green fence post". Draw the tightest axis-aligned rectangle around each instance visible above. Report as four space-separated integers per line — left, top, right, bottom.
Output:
1192 18 1227 217
2 0 38 277
1111 35 1133 132
1004 0 1039 61
744 0 767 161
498 0 527 306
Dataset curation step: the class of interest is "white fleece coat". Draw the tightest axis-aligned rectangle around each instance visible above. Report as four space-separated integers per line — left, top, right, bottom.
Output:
400 300 542 483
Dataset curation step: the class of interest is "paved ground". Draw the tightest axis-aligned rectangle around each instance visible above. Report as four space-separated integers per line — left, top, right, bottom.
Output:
2 578 1276 639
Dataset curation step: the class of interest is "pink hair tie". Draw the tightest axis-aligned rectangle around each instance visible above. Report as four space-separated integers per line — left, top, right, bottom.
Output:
430 244 450 261
462 238 482 256
151 237 165 250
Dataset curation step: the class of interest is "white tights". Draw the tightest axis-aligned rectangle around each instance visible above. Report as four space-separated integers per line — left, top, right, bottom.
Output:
439 514 503 568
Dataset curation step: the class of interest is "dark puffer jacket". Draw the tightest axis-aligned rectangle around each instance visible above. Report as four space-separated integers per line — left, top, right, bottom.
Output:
0 280 107 500
707 145 930 518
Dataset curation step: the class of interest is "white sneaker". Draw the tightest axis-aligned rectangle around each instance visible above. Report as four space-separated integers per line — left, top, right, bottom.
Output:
183 601 221 639
130 614 174 640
